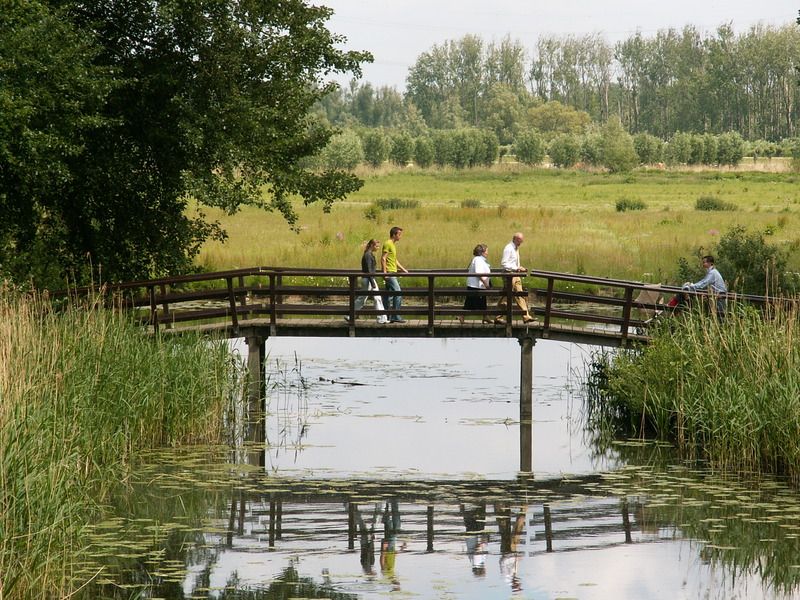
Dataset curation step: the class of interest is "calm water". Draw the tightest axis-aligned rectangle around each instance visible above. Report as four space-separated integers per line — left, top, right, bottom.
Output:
83 338 800 599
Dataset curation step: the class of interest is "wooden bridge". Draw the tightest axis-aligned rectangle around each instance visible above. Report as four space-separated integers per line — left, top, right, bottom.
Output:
85 266 709 346
77 266 758 473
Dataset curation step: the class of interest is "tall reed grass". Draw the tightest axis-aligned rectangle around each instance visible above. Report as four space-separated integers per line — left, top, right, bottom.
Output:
600 302 800 482
0 284 234 598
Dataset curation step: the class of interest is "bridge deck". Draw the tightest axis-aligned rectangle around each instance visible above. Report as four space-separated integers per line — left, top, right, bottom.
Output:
171 316 648 347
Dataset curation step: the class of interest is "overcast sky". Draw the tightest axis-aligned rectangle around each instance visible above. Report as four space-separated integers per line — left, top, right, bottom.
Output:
319 1 799 89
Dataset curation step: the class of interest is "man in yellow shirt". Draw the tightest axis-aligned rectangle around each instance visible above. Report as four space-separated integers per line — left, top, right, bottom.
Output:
381 226 409 323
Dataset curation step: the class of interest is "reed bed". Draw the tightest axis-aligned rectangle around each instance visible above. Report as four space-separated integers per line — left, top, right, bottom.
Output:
0 285 234 598
601 302 800 482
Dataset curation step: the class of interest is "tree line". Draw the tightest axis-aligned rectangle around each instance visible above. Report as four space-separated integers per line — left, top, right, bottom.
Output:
318 22 800 142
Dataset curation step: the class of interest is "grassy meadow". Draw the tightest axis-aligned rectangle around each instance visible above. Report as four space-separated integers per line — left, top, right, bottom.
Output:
197 163 800 284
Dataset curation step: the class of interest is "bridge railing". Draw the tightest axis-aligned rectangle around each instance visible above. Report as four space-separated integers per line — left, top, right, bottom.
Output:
53 266 769 340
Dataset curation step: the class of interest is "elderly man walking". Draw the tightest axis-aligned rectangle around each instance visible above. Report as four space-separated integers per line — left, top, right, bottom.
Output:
495 232 536 325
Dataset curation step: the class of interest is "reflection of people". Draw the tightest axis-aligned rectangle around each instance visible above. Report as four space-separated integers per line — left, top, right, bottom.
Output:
355 504 379 574
380 500 402 589
496 503 527 593
381 227 409 323
496 232 536 324
460 244 493 325
461 502 489 576
348 239 389 324
683 255 727 316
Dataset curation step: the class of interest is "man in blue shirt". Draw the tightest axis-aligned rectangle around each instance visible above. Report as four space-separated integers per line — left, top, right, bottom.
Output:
684 255 727 315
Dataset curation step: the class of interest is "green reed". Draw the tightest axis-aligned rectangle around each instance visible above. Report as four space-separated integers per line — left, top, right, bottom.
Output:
0 285 234 598
601 301 800 482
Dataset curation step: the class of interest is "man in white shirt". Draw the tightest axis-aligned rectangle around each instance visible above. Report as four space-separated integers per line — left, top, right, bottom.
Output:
496 232 535 324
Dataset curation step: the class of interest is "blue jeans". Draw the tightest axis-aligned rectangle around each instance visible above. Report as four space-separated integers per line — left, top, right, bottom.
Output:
385 275 402 319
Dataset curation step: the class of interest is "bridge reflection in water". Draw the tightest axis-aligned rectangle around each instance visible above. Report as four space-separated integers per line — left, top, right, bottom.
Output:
217 474 639 594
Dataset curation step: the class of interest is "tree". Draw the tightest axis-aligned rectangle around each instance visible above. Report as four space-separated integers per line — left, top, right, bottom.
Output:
527 101 591 140
0 0 371 286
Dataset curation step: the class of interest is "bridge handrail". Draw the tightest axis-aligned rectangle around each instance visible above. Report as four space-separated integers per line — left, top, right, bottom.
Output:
51 266 788 341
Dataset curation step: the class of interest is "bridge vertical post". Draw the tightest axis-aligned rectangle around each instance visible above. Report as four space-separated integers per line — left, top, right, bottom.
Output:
246 334 266 467
518 335 535 473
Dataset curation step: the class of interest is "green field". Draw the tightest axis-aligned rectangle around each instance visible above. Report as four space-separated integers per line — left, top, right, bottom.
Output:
197 164 800 284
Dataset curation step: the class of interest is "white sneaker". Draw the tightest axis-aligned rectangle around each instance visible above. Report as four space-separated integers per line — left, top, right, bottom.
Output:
377 317 389 324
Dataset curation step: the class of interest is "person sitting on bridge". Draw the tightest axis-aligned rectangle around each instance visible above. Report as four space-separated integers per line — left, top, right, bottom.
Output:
495 232 536 325
682 254 728 316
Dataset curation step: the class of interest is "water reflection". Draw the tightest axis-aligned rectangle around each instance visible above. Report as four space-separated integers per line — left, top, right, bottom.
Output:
80 451 800 600
75 338 800 599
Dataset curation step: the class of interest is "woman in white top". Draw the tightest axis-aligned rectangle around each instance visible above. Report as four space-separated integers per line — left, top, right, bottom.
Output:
459 244 492 324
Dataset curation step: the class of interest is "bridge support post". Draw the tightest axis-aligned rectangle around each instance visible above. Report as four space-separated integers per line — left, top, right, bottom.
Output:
246 335 266 466
518 335 535 473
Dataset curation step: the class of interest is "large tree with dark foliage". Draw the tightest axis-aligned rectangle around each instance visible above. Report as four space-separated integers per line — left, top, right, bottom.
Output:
0 0 370 286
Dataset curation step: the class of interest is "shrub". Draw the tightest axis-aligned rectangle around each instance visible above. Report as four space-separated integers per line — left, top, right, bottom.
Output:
461 198 482 208
414 136 434 168
633 133 664 165
695 196 737 211
716 131 745 166
665 132 692 165
580 130 603 166
361 129 389 167
363 204 381 221
615 198 647 212
676 225 793 295
513 129 546 166
374 198 420 210
319 129 363 170
600 116 638 173
702 133 718 164
389 131 414 166
548 133 581 168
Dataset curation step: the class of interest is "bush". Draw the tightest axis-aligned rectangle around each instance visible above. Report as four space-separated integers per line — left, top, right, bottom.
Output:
677 225 794 295
461 199 482 208
319 129 364 170
374 198 420 210
695 196 737 211
600 116 638 173
717 131 745 166
363 204 381 221
580 131 603 166
513 129 546 165
633 133 664 165
702 133 718 164
361 129 389 167
615 198 647 212
389 131 414 166
548 133 581 168
715 225 793 294
665 132 692 165
414 136 434 168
